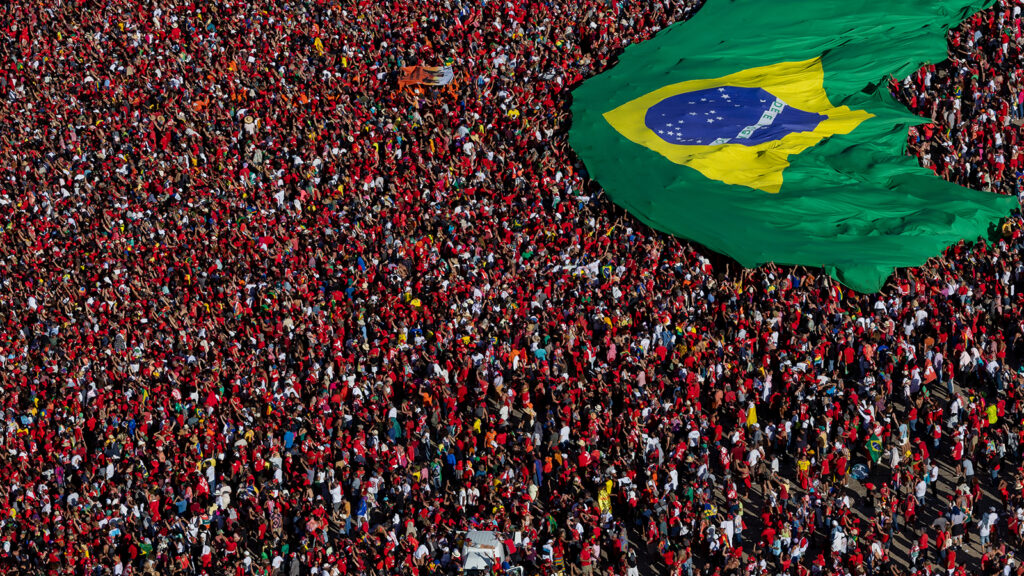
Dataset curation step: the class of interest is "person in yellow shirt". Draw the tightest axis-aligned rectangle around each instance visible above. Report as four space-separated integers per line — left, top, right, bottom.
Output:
797 454 811 490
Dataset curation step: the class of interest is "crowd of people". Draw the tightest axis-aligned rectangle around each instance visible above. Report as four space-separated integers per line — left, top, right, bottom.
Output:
2 0 1024 575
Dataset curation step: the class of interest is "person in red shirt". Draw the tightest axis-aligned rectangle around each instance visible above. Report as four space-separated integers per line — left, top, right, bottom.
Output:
935 530 947 564
580 541 593 576
834 452 848 488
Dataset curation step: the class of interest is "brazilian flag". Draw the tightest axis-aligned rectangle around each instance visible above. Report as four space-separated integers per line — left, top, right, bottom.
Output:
867 434 883 463
570 0 1017 292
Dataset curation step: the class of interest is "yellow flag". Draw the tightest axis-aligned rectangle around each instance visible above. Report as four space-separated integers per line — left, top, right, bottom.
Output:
598 485 612 514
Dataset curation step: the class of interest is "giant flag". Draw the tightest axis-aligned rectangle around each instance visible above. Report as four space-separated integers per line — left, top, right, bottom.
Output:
569 0 1017 293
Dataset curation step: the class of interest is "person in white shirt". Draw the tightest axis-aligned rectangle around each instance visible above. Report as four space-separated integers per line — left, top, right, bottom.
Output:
414 543 430 561
720 516 734 548
929 463 940 500
980 511 994 550
663 468 678 493
915 478 927 506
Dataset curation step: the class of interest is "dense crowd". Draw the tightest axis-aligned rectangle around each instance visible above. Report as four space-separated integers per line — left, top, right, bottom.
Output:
2 1 1024 576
